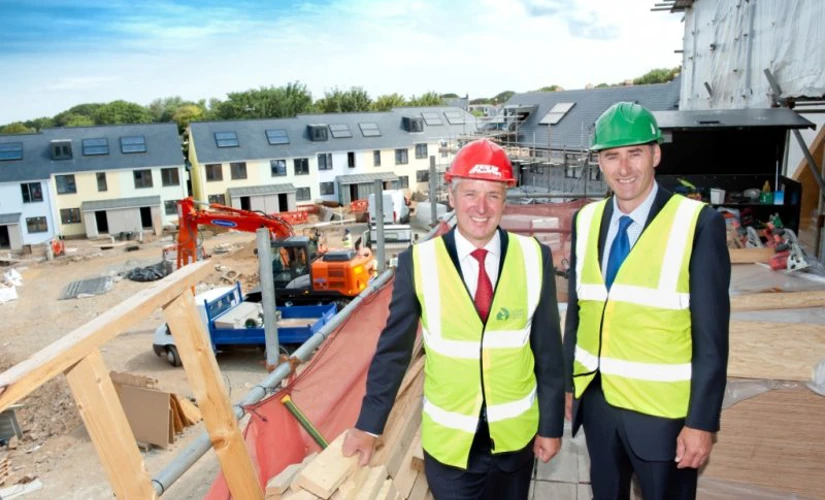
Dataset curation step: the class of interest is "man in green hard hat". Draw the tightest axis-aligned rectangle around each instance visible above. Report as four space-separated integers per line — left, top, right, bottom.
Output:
563 102 731 499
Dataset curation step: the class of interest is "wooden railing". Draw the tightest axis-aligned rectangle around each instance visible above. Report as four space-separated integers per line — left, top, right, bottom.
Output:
0 261 264 499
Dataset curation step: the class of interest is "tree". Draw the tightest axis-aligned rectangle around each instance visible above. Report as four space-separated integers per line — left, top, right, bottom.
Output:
93 100 153 125
407 92 444 107
53 103 104 126
536 85 562 92
440 93 460 98
371 93 407 111
595 83 610 88
315 86 372 113
64 115 95 127
632 67 681 85
24 117 54 131
0 122 34 134
148 96 185 123
492 91 515 104
216 82 314 119
470 97 492 105
172 104 205 134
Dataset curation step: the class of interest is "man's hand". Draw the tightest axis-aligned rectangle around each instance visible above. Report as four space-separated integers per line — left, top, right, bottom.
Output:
534 436 561 463
342 428 378 467
564 392 573 421
675 426 713 469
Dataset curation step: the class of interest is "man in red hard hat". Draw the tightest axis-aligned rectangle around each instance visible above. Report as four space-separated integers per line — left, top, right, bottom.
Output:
344 138 566 499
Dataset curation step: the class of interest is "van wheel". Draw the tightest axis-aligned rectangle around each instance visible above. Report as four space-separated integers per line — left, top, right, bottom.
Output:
166 346 182 367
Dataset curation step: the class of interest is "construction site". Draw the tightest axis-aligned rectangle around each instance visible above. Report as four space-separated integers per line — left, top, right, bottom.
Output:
2 1 825 499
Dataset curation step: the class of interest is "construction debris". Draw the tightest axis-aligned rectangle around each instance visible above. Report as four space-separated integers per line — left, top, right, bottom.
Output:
125 260 173 282
58 276 114 300
0 451 9 485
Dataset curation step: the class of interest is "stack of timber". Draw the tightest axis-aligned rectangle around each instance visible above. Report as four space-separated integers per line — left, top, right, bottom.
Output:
0 452 9 486
266 345 431 500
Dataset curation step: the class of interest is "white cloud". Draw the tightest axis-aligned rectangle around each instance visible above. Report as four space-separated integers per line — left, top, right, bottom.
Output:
0 0 685 123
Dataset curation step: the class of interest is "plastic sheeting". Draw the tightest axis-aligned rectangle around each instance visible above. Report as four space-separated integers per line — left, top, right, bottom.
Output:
679 0 825 110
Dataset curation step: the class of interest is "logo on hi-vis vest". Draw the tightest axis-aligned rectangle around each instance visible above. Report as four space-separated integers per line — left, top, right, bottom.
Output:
496 307 526 321
468 164 502 178
496 308 510 321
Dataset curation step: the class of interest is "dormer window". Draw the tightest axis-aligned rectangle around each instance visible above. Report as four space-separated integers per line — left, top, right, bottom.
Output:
403 117 424 133
308 125 328 141
50 140 72 161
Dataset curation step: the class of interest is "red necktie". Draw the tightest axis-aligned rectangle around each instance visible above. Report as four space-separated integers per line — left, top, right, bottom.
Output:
471 248 493 322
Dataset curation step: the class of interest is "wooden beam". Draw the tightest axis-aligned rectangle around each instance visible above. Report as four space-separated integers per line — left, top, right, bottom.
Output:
0 261 212 412
163 289 263 500
294 433 357 498
729 247 774 264
731 291 825 311
64 349 156 499
729 320 825 380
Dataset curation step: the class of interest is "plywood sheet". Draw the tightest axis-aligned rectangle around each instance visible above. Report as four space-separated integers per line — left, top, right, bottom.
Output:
729 321 825 381
115 384 171 448
701 387 825 498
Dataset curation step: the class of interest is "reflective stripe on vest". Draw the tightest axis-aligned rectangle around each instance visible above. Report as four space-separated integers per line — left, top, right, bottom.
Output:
413 232 542 469
573 195 703 418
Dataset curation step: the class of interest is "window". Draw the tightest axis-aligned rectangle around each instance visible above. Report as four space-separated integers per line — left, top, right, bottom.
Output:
564 165 582 179
214 132 239 148
395 149 408 165
294 158 309 175
50 141 72 161
161 167 180 186
60 208 81 224
56 174 77 194
589 165 601 182
96 172 107 191
320 182 335 195
164 200 179 215
0 142 23 161
416 170 430 183
120 136 146 153
205 164 223 182
373 150 381 167
21 183 43 203
133 169 153 188
82 138 109 156
296 187 311 201
265 129 289 145
208 194 226 205
230 162 247 180
539 102 576 125
415 143 428 159
359 122 381 137
347 152 355 168
398 175 409 189
329 124 352 139
444 110 465 124
26 216 47 233
421 112 443 126
403 117 424 132
317 153 332 171
271 159 287 177
308 125 328 141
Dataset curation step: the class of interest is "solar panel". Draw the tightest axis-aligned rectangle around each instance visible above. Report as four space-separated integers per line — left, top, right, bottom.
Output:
444 110 465 124
329 124 353 138
539 102 576 125
214 131 239 147
421 112 443 126
0 142 23 161
265 129 289 145
359 122 381 137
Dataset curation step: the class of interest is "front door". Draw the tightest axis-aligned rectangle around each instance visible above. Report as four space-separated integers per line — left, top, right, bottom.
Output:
140 207 153 229
0 226 9 249
95 211 109 233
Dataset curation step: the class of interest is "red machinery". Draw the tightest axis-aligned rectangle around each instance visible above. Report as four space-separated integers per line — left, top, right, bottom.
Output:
175 198 373 304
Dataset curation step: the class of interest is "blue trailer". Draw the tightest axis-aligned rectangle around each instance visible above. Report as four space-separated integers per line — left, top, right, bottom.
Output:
153 282 337 366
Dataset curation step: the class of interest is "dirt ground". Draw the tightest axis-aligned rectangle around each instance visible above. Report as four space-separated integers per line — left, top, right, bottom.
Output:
0 222 373 500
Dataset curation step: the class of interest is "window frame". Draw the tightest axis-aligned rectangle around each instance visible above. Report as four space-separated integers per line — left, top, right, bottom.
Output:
271 159 287 177
265 129 289 145
395 148 409 165
415 143 428 159
205 164 223 182
120 135 147 154
296 187 311 201
230 161 248 180
96 172 108 192
208 194 226 205
55 174 77 194
133 169 154 189
294 158 309 176
164 200 180 215
82 137 109 156
214 131 239 148
161 167 180 186
317 153 333 171
0 142 23 161
21 182 43 203
416 170 430 183
373 150 381 167
26 216 48 233
320 182 335 195
60 208 82 224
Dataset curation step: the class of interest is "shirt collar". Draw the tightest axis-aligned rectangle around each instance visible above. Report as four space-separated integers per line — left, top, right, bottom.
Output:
455 227 501 262
611 181 658 228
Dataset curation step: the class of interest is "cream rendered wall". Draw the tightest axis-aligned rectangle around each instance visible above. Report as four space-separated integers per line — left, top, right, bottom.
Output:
204 157 319 208
52 171 121 237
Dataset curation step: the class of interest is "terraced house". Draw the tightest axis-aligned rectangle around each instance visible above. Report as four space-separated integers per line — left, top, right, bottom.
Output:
0 123 185 248
187 106 476 212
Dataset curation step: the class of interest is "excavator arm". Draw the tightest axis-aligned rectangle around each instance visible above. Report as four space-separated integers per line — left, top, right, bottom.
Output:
175 197 294 269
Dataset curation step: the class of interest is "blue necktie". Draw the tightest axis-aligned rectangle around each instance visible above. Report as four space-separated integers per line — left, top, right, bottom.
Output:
605 216 633 289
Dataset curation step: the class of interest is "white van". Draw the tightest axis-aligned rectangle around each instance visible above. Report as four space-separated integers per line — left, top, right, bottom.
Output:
368 190 410 225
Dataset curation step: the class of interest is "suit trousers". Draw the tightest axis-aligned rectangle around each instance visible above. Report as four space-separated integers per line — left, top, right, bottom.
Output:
423 420 534 500
580 376 697 500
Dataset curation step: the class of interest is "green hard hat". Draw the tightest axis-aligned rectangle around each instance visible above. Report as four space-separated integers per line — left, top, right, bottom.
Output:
591 102 662 152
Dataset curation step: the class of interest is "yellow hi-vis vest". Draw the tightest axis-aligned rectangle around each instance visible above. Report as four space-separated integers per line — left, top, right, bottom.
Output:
573 195 704 419
412 232 543 469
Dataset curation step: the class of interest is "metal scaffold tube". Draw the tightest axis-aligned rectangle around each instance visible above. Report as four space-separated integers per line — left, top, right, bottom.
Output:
151 214 455 495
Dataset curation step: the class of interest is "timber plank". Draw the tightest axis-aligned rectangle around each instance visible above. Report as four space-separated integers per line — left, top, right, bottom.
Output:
0 260 212 413
346 465 387 500
729 247 774 264
64 349 156 499
267 462 304 497
164 289 263 500
374 374 424 477
729 321 825 380
407 473 429 500
731 291 825 312
295 433 357 498
411 429 424 473
391 433 419 498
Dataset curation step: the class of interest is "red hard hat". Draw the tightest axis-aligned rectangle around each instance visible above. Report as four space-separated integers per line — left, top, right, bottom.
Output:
444 138 516 186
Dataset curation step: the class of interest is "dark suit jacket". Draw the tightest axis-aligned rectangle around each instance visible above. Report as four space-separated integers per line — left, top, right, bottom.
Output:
356 226 566 470
563 186 731 461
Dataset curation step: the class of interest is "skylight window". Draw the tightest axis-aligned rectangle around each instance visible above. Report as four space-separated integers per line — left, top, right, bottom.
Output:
214 131 239 148
539 102 576 125
359 122 381 137
82 138 109 156
329 124 353 139
421 112 443 126
266 129 289 145
444 110 465 124
120 136 146 154
0 142 23 161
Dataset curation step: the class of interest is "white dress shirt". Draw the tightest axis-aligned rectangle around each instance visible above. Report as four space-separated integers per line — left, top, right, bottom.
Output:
454 228 501 296
601 182 659 278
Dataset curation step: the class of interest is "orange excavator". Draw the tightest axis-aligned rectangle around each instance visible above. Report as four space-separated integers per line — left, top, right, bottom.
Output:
175 197 373 305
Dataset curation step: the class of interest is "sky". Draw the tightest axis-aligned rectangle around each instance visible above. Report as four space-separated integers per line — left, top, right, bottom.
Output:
0 0 685 124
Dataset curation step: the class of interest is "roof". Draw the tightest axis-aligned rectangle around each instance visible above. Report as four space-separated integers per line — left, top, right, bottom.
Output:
0 212 21 225
499 78 681 151
227 183 296 197
189 107 477 164
80 195 161 212
336 172 399 186
444 97 469 110
0 123 183 183
654 107 815 130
